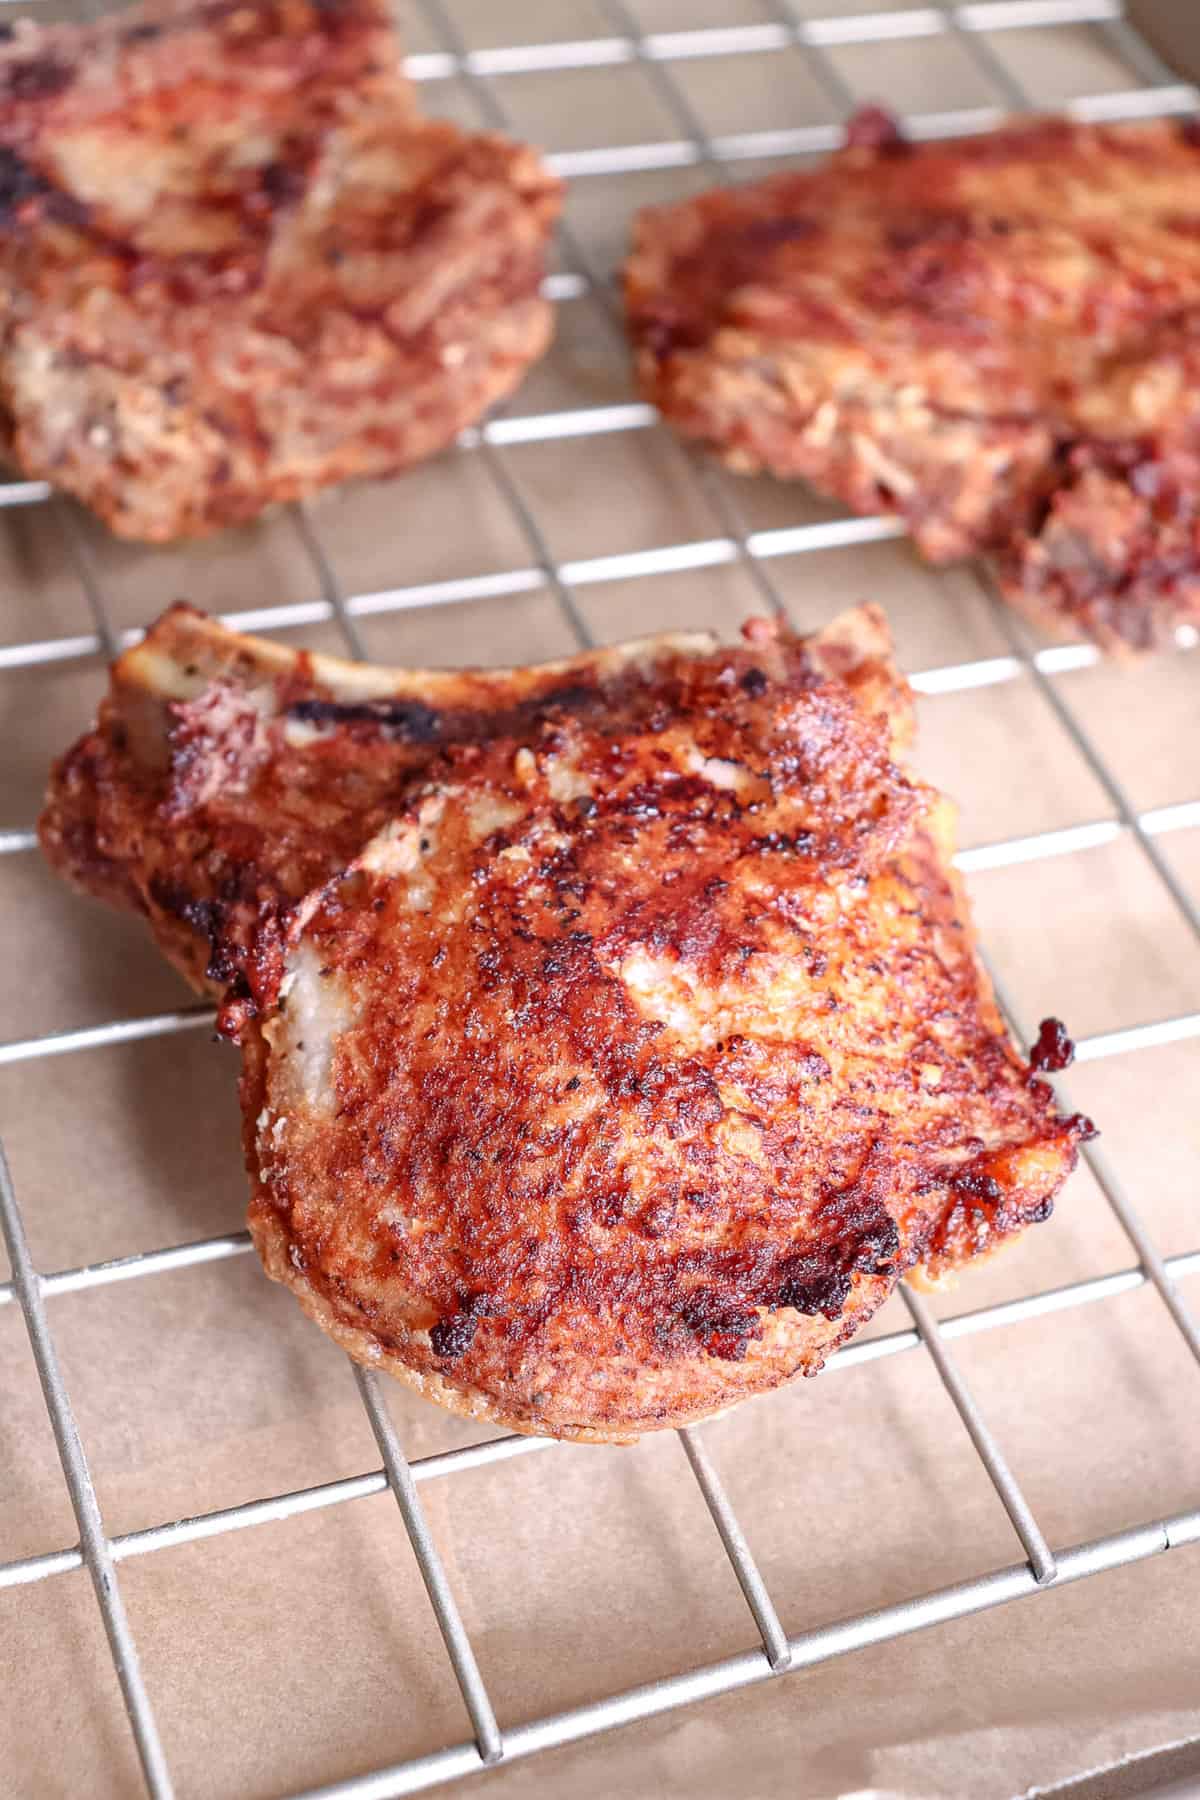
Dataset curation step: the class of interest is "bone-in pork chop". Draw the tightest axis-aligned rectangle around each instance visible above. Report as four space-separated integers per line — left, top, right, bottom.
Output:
42 603 1089 1439
0 0 560 538
626 110 1200 651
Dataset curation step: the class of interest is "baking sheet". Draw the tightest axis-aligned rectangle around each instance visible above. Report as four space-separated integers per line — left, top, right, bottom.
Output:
3 3 1200 1797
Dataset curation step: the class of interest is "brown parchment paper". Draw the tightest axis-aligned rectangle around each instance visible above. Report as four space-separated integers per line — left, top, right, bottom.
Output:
2 4 1199 1797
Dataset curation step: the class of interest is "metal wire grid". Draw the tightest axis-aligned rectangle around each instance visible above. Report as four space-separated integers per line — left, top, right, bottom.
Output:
1 1 1199 1795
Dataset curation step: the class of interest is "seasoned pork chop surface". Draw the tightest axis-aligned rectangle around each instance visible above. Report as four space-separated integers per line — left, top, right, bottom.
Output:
43 604 1088 1437
242 610 1088 1438
0 0 560 538
626 111 1200 652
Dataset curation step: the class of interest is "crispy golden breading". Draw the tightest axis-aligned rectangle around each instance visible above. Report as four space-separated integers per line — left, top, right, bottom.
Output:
42 604 1088 1440
0 0 560 539
625 110 1200 652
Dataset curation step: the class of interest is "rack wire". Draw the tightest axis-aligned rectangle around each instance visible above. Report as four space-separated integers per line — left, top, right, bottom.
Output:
1 2 1199 1795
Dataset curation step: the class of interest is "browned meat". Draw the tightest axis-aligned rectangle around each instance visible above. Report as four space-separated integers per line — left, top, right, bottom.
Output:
42 603 1088 1440
1010 450 1200 650
0 0 561 539
625 111 1200 653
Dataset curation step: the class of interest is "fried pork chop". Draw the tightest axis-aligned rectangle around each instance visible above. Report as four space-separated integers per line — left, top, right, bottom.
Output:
626 111 1200 652
42 603 1088 1440
0 0 561 539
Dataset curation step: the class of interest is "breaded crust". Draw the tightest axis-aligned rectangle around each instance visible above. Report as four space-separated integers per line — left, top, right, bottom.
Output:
42 603 1088 1438
625 111 1200 652
0 0 561 538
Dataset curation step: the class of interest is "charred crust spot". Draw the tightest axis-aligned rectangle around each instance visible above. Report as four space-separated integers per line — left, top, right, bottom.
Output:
123 21 163 40
953 1167 1004 1202
777 1208 900 1319
287 696 444 743
633 314 706 360
1177 117 1200 150
678 1201 901 1361
205 937 248 988
0 146 50 216
739 213 821 250
777 1268 851 1318
1065 1111 1099 1143
680 1293 759 1361
739 666 768 696
44 190 89 228
149 875 218 937
1029 1016 1075 1073
429 1312 477 1359
540 682 599 715
5 55 74 100
749 829 815 856
258 160 306 208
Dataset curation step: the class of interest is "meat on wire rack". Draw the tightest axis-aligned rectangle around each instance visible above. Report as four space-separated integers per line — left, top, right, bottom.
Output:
2 1 1200 1796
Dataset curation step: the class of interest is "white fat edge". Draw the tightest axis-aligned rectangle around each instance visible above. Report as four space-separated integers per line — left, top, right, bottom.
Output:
253 1101 292 1186
267 941 355 1119
254 1105 288 1143
255 1103 275 1164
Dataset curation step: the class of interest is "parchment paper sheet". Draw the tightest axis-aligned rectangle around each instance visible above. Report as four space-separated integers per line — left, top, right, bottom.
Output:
2 4 1198 1796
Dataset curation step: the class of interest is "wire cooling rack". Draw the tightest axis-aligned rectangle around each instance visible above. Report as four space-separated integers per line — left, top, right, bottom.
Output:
2 2 1200 1796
